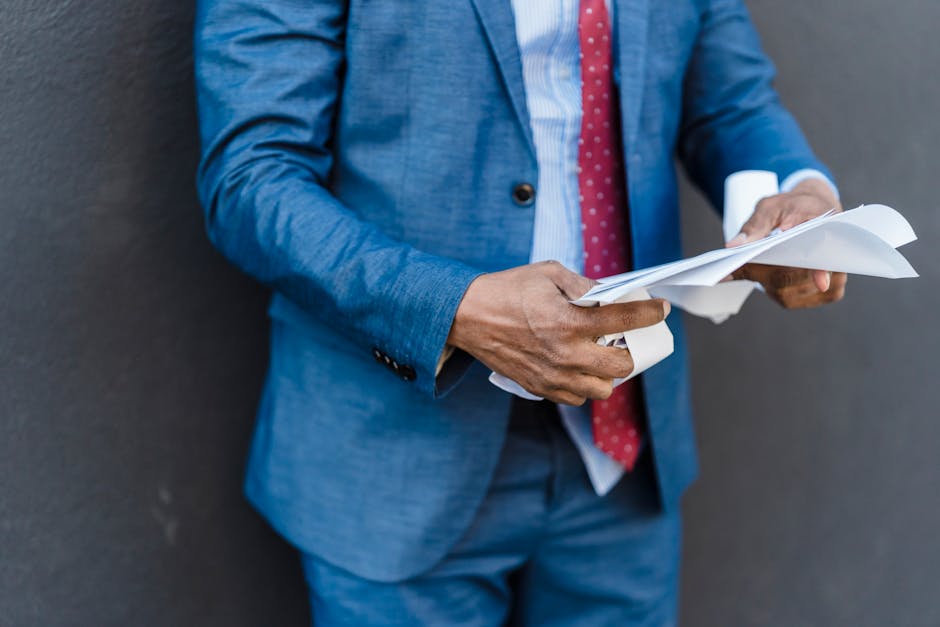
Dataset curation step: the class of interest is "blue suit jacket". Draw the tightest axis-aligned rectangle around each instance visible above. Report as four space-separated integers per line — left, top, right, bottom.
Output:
195 0 830 581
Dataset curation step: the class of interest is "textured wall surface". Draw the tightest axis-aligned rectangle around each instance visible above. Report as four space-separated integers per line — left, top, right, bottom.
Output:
0 0 935 625
0 0 307 624
679 1 940 625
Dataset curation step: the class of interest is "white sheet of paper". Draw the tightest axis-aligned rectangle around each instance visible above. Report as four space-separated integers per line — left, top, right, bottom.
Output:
575 205 918 317
488 171 918 399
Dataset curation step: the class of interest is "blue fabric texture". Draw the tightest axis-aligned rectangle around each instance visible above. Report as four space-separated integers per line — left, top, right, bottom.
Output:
301 401 681 626
194 0 831 582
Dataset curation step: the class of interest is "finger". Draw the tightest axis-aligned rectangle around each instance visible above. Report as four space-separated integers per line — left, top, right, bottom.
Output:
773 274 847 308
572 344 636 380
787 178 843 216
543 261 597 300
542 374 610 405
731 265 752 281
813 270 832 293
726 197 782 247
830 272 848 293
778 207 829 231
802 273 847 305
768 267 814 290
544 390 587 406
769 281 823 308
828 274 848 302
510 369 587 406
745 263 823 291
778 285 846 309
580 298 670 337
553 373 613 401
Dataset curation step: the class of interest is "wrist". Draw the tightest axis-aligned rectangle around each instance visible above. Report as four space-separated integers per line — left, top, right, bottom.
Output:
447 273 490 353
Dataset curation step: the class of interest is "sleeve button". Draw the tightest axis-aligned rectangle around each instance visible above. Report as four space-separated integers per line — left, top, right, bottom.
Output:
399 365 417 382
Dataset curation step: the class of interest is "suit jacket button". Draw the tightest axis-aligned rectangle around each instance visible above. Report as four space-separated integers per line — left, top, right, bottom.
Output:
399 365 417 382
372 347 384 363
512 183 536 207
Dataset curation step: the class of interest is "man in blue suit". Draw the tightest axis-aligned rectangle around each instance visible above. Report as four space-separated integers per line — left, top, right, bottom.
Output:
195 0 844 623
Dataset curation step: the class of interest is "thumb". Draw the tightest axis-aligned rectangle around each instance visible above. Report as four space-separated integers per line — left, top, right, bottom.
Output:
726 199 781 248
544 262 597 300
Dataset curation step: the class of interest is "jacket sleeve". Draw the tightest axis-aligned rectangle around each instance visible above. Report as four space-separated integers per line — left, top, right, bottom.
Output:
194 0 482 397
677 0 834 211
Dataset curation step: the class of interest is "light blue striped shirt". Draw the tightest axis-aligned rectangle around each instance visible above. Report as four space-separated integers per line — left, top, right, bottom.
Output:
510 0 835 494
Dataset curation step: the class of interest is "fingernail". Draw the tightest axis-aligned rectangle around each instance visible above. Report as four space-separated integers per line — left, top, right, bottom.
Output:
662 300 671 317
823 272 831 291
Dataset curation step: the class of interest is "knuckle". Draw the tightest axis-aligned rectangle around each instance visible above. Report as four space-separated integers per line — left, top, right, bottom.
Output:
619 310 638 330
551 342 576 366
771 268 792 287
754 196 776 213
748 196 776 216
544 367 569 389
537 259 563 278
556 307 579 334
590 353 613 377
618 351 635 378
543 346 565 368
529 374 553 396
597 381 614 400
785 269 810 289
753 196 780 219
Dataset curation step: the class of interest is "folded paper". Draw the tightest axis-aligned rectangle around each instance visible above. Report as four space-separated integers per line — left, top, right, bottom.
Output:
577 204 917 315
490 171 918 399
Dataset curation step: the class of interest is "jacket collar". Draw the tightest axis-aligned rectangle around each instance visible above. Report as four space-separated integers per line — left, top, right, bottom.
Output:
469 0 537 159
469 0 651 157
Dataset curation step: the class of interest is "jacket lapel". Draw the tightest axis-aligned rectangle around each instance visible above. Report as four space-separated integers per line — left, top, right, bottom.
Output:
469 0 537 159
613 0 650 154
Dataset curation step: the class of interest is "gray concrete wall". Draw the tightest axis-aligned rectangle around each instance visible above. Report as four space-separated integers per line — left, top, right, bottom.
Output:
0 0 936 625
678 1 940 625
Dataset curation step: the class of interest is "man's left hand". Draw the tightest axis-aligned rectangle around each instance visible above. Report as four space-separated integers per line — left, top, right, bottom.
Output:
726 177 847 309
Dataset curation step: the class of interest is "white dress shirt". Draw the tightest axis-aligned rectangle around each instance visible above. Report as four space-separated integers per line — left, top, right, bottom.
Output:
509 0 836 494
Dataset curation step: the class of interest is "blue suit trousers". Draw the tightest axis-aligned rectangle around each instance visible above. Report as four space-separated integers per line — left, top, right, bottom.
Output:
301 399 681 626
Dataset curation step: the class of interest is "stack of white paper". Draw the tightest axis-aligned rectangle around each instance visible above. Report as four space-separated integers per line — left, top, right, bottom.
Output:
490 169 918 400
574 204 918 322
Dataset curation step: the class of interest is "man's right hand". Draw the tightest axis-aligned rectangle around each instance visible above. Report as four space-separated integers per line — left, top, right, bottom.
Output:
447 261 670 405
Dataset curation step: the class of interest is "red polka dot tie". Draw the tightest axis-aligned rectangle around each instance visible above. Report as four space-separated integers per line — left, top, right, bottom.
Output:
578 0 644 470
